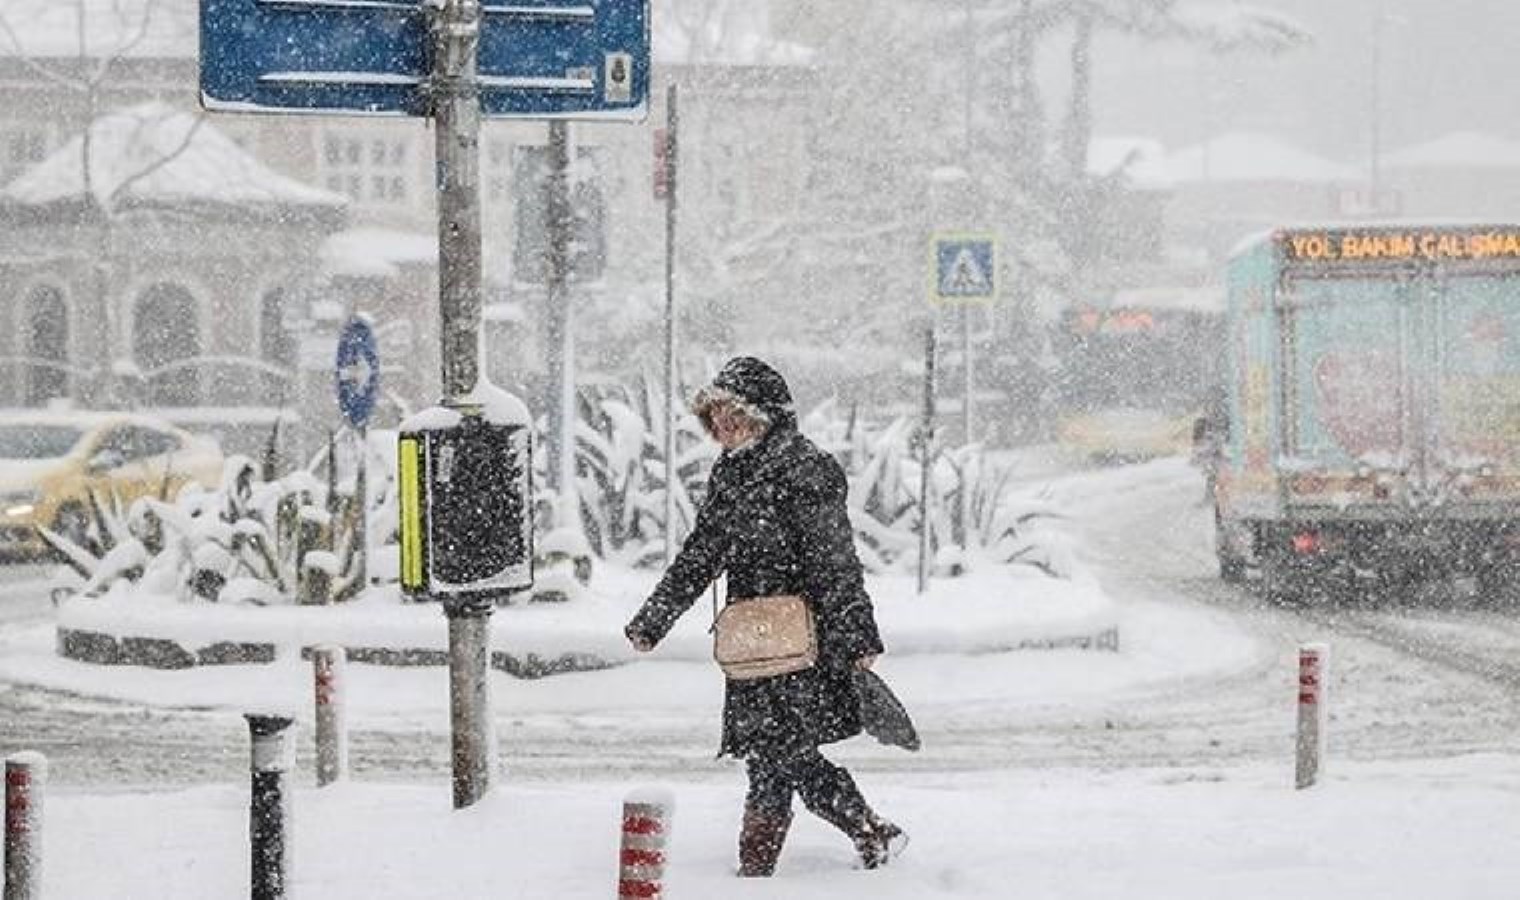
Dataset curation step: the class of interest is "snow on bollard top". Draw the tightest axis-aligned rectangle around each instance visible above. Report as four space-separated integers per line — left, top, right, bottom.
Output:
6 752 48 776
401 378 531 432
624 786 675 810
540 527 593 557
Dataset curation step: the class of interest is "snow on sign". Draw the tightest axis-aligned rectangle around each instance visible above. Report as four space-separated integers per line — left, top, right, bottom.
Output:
199 0 651 119
932 234 998 302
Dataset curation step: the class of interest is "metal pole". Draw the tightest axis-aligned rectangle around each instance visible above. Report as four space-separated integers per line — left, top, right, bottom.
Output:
245 714 293 900
963 0 973 161
4 753 45 900
545 120 573 499
961 0 975 450
432 0 483 404
662 84 680 565
428 0 495 810
917 324 937 595
354 425 368 590
448 604 494 808
1369 16 1382 199
962 305 973 447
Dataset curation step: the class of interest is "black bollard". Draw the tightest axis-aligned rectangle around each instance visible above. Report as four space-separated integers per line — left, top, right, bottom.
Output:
245 714 295 900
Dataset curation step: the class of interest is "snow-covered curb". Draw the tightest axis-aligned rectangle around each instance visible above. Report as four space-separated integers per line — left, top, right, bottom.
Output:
53 563 1119 674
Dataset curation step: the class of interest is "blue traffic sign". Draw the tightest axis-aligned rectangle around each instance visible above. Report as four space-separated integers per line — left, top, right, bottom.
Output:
931 234 998 302
200 0 650 119
336 316 381 428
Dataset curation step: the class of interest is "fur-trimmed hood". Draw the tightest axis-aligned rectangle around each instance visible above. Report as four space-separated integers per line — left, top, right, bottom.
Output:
692 356 796 431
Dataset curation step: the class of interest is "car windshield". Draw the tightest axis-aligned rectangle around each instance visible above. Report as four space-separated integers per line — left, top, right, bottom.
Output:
0 424 87 460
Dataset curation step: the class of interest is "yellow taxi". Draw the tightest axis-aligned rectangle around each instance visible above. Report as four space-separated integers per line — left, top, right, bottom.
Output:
1057 407 1198 465
0 411 223 559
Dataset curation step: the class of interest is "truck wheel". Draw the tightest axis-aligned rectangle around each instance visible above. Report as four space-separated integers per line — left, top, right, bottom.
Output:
1219 553 1247 584
1217 528 1246 585
1476 557 1517 609
1214 510 1247 584
1257 542 1310 606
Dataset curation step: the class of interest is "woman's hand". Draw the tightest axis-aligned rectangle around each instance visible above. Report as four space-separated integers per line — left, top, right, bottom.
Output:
854 655 877 671
626 626 655 653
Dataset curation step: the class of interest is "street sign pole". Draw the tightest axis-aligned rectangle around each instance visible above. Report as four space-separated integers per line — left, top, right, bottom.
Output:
917 324 936 595
427 0 495 810
662 83 679 565
336 316 380 597
355 424 368 591
545 120 574 517
203 0 653 815
962 304 973 448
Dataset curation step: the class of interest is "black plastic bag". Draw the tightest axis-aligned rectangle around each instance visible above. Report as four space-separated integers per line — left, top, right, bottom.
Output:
856 669 920 752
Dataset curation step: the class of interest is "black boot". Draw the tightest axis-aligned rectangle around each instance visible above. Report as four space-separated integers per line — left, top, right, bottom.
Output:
737 806 793 877
797 765 908 869
853 813 908 870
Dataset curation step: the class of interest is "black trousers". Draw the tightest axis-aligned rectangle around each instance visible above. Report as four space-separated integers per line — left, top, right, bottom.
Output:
745 747 871 831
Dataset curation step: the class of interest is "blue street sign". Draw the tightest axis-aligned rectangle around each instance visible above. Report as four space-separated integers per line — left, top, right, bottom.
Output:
200 0 650 119
931 234 998 302
336 316 381 428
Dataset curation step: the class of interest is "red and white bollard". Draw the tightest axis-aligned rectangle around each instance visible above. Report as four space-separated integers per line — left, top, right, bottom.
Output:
617 789 674 899
5 752 46 900
1295 643 1329 789
312 644 349 787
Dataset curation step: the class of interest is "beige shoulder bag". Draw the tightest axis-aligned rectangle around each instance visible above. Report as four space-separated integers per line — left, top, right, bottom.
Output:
712 595 818 680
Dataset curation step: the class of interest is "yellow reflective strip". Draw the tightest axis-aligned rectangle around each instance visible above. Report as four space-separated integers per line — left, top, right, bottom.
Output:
398 438 424 589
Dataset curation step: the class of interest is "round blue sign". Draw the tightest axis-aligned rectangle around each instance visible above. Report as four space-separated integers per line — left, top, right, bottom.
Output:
335 316 380 428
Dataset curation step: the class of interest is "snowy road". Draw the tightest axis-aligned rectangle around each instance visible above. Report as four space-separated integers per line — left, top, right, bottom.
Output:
1042 459 1520 769
2 459 1517 788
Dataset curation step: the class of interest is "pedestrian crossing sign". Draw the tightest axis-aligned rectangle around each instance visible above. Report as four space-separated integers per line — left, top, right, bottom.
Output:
931 234 998 303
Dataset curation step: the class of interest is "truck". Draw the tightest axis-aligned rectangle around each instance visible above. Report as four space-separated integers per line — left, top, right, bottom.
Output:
1209 223 1520 601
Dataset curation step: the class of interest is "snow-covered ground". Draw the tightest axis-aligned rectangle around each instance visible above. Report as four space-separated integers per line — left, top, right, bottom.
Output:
5 456 1519 898
34 755 1520 899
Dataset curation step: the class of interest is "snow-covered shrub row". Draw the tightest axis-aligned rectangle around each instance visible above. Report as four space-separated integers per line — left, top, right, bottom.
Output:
45 436 384 606
562 376 716 569
804 404 1072 579
45 388 1067 605
558 388 1069 580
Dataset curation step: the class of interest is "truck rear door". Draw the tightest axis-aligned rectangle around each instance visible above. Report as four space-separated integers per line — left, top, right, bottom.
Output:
1279 274 1414 505
1432 273 1520 506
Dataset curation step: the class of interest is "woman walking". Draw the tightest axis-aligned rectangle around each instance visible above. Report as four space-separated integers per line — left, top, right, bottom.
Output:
624 356 906 877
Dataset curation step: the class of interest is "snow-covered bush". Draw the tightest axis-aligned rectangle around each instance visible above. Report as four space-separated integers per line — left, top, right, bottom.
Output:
47 432 394 605
551 389 1069 581
566 376 715 568
804 404 1069 579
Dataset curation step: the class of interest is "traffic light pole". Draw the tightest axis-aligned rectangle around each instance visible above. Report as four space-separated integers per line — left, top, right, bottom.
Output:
662 84 679 564
428 0 496 810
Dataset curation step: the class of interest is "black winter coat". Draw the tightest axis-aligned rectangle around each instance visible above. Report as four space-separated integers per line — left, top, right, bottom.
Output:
626 419 885 759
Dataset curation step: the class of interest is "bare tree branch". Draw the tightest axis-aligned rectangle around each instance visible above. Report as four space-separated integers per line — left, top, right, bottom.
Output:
0 14 90 92
105 110 210 208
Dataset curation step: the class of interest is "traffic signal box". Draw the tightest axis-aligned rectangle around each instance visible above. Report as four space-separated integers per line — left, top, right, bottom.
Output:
398 415 534 601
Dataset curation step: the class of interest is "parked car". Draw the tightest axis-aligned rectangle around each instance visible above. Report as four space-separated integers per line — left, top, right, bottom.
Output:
0 411 224 560
1057 407 1197 464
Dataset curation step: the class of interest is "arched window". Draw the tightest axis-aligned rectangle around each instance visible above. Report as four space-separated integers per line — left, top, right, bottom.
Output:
25 286 68 407
134 283 200 407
